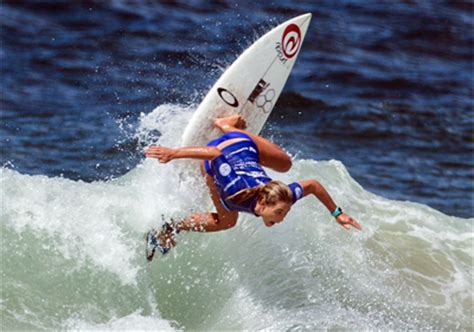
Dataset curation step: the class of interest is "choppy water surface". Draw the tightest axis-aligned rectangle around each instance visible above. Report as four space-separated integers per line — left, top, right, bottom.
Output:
1 1 473 330
1 0 473 217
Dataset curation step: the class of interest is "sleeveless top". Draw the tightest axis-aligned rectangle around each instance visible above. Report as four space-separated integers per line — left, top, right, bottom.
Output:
204 131 304 214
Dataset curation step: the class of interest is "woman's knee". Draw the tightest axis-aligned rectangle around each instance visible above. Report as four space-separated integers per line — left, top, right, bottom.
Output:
262 152 292 172
279 154 292 172
257 138 292 171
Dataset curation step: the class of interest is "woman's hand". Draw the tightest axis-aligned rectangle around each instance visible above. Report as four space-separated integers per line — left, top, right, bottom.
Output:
335 213 361 231
145 146 176 163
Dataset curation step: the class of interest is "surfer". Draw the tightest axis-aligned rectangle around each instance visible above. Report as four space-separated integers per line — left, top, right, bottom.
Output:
144 115 361 259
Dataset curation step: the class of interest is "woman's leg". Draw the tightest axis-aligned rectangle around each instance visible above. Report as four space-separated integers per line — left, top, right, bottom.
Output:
174 162 238 233
214 116 292 172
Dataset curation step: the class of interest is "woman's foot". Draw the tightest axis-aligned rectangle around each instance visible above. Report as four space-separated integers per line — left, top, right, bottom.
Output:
145 222 177 261
214 115 247 132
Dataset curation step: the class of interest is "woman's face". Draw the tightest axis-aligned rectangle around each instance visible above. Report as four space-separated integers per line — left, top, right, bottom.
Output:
257 200 292 227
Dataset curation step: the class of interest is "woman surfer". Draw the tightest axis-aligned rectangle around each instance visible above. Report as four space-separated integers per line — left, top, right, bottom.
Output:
144 115 361 260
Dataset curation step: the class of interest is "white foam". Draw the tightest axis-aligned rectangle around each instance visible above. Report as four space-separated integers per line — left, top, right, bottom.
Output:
1 103 472 330
64 311 179 331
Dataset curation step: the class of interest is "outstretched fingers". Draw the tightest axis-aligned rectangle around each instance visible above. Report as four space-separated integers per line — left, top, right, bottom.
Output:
336 213 362 231
145 146 175 163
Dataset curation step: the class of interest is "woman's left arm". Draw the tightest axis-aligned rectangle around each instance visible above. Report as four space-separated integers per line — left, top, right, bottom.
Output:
299 179 361 231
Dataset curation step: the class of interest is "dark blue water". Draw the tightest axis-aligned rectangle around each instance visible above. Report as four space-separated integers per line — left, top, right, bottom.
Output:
1 0 473 218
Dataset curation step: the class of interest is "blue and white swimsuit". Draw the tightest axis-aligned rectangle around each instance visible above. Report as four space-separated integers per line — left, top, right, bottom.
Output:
204 131 304 215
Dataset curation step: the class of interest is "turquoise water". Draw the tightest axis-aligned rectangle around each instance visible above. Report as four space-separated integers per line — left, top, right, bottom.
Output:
1 105 472 330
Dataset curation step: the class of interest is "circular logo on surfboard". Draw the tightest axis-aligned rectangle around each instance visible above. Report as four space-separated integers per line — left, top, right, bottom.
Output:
217 87 239 108
219 163 232 177
281 23 301 59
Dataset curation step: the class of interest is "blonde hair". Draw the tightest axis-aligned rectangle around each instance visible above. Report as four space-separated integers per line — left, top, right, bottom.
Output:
226 180 293 206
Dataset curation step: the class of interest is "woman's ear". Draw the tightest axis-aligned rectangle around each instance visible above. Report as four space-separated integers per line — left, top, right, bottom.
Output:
254 198 265 216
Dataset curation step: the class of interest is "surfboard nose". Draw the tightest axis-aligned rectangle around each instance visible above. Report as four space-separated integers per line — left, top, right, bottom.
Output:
294 13 312 23
287 13 312 32
301 13 312 20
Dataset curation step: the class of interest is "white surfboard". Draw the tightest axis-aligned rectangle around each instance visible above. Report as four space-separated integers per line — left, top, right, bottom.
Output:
181 13 312 146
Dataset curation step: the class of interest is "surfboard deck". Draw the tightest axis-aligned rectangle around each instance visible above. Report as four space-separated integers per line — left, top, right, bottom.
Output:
181 13 312 147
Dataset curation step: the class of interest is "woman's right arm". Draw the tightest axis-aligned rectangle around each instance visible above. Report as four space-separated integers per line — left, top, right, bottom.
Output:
145 146 221 163
299 179 361 231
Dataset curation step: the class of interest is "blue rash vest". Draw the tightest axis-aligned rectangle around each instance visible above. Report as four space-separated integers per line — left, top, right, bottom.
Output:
204 131 304 214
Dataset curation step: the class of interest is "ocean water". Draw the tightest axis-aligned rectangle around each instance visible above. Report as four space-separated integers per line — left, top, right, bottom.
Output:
1 1 473 331
2 105 473 330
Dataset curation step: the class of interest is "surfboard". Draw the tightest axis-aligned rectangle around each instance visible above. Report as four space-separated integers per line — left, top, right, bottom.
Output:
181 13 312 146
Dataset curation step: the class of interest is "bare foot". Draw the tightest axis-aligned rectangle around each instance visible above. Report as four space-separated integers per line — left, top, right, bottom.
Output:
214 114 247 131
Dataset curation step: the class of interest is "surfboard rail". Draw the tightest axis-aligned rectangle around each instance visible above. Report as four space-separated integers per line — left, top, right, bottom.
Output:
181 13 312 147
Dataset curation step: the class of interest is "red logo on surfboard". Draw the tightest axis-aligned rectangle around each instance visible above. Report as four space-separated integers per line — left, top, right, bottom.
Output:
281 23 301 59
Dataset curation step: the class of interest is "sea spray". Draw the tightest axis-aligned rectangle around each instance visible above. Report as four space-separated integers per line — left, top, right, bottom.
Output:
1 104 472 330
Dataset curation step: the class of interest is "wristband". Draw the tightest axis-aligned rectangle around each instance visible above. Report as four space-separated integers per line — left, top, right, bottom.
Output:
331 207 343 218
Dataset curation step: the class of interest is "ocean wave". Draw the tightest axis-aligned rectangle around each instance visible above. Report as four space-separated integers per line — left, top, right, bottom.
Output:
1 104 472 330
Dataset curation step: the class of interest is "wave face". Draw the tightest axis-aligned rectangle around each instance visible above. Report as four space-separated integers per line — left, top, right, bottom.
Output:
1 105 472 330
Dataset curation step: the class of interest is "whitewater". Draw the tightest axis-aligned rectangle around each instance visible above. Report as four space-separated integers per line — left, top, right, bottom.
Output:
1 104 472 330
